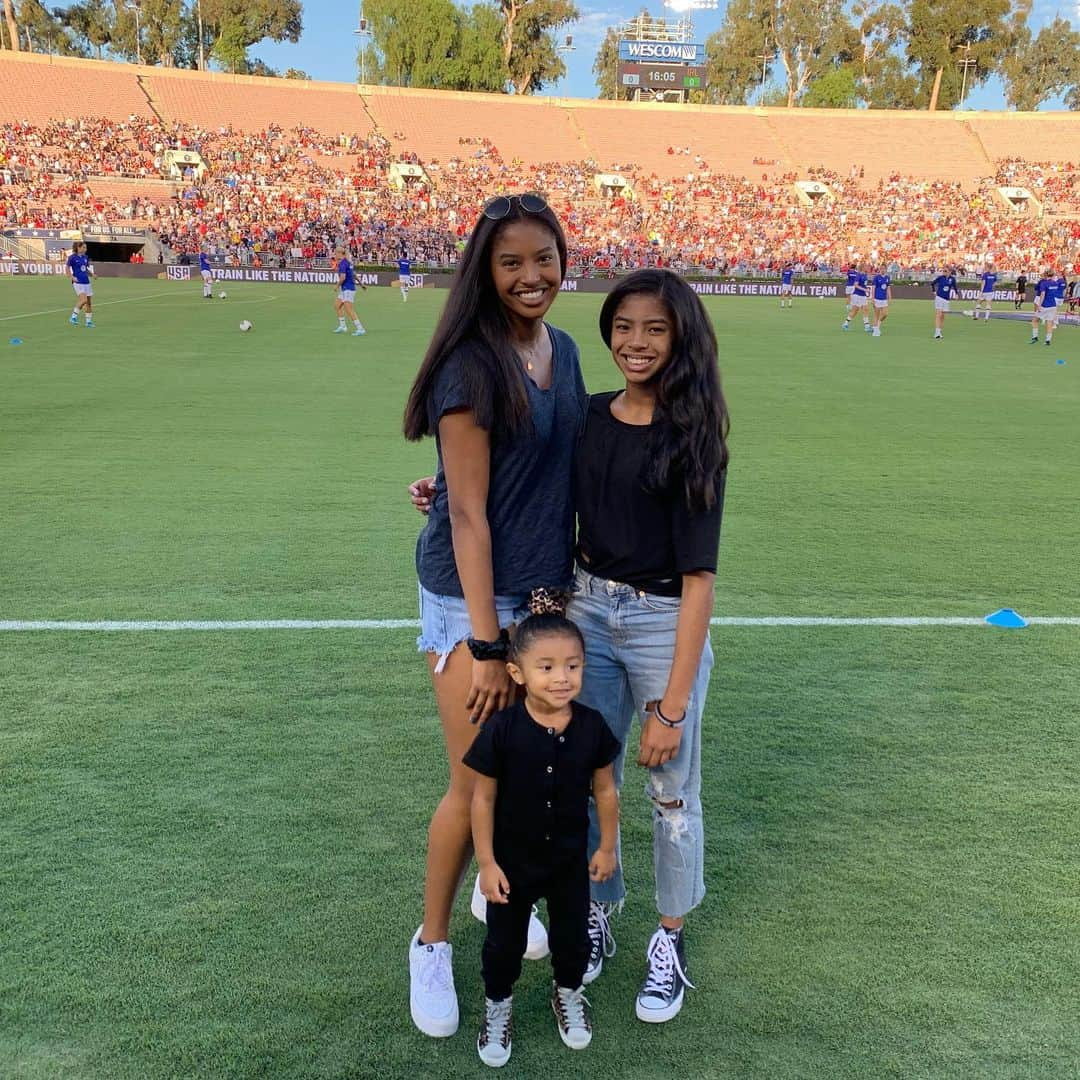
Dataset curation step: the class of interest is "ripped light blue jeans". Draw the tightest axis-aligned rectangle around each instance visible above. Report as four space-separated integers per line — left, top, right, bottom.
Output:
569 567 714 920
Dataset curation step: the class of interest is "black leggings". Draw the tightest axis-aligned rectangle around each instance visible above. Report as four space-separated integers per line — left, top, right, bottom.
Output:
482 857 589 1000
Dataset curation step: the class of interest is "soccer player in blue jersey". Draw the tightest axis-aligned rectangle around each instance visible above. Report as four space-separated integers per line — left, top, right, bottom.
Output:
1053 269 1068 313
333 246 366 336
842 264 870 332
779 263 794 308
844 265 857 304
398 256 412 303
931 267 959 339
199 251 215 299
975 264 997 322
1030 268 1058 346
66 241 95 327
870 267 892 337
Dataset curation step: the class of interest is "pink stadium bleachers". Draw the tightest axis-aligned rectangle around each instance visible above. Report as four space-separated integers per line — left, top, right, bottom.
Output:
967 114 1080 164
361 87 579 165
144 68 374 136
768 110 992 186
0 51 153 126
568 102 785 178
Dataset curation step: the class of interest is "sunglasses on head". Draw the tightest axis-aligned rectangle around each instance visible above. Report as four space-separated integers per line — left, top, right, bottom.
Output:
482 193 549 221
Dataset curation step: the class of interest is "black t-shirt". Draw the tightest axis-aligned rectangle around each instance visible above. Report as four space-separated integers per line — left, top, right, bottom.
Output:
415 325 587 597
463 701 620 869
1017 276 1028 292
574 391 725 596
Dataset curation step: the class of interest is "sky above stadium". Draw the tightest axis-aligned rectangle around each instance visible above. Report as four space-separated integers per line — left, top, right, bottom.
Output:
255 0 1071 109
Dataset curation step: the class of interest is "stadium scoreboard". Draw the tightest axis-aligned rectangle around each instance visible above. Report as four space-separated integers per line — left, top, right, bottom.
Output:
619 63 704 92
615 38 706 101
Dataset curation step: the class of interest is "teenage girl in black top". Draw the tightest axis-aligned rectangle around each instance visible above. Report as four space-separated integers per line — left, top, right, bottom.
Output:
570 269 729 1025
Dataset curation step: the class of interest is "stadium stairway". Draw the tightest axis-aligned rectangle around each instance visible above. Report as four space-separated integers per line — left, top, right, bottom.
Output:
961 118 995 172
761 111 797 173
562 107 595 164
135 74 167 125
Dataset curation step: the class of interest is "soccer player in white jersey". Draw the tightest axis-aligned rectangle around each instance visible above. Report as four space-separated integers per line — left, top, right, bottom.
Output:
66 241 95 328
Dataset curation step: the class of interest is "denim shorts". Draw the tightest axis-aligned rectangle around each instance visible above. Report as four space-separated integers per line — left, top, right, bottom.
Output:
417 583 530 673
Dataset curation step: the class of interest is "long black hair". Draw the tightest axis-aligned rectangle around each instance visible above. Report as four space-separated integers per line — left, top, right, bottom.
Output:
403 196 567 442
599 269 729 512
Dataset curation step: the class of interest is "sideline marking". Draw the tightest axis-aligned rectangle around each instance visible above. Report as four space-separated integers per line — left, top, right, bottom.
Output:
2 616 1078 632
0 290 178 322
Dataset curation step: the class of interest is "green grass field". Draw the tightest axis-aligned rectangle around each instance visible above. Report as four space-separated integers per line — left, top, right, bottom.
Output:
2 278 1078 1079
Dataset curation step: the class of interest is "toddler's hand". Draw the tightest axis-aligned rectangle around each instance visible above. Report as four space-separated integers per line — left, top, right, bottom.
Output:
589 849 617 883
479 864 510 904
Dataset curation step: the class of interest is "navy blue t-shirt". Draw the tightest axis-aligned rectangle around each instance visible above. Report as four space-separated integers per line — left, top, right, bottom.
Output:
415 325 586 597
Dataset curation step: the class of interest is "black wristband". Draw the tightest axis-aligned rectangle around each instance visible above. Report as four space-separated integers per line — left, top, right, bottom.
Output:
654 701 686 728
467 628 510 661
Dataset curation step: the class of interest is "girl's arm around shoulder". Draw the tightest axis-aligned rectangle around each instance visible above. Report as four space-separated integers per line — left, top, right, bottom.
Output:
589 764 619 883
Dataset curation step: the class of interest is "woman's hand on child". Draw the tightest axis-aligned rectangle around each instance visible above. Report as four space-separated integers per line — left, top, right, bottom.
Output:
467 659 514 726
479 863 511 903
589 848 617 883
408 476 437 515
637 706 685 768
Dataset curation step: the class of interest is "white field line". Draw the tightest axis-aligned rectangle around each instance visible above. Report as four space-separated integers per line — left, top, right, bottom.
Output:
0 290 178 322
1 616 1078 632
1 289 279 323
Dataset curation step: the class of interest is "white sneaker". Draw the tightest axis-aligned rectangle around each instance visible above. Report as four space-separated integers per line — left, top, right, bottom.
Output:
333 325 347 333
471 876 549 960
583 900 616 984
551 984 592 1049
409 928 459 1037
477 996 512 1067
352 328 365 336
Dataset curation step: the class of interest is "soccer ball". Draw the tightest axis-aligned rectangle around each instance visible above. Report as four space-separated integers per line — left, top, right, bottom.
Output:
239 320 253 332
219 291 227 299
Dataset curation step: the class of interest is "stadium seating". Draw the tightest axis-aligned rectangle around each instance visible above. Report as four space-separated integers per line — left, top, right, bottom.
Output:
0 51 153 126
144 68 374 139
2 50 1078 273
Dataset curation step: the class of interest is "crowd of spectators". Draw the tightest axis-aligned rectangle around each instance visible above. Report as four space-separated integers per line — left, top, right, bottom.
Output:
2 115 1078 277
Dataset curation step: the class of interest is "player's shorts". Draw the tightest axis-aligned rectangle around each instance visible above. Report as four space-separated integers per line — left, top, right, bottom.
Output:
1039 307 1058 323
781 284 792 295
398 275 410 286
979 291 993 301
337 289 356 303
844 286 854 296
201 270 213 282
934 296 951 312
873 299 889 309
72 282 93 297
850 294 868 308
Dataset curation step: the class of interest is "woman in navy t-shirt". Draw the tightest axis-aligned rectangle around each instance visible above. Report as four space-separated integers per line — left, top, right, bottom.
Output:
402 195 587 1039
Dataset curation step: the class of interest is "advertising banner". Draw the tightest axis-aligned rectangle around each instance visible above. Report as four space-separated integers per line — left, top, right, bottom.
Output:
617 40 705 64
